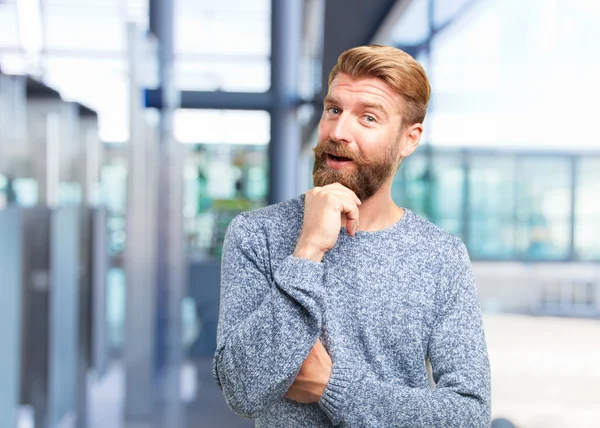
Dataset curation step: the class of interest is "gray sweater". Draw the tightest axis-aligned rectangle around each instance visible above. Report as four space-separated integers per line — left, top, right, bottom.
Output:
213 195 491 427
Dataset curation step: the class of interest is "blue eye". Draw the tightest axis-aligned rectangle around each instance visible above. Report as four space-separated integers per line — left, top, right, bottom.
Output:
365 115 375 122
327 107 340 115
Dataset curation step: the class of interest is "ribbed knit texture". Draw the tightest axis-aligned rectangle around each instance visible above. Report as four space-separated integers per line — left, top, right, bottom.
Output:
213 195 491 427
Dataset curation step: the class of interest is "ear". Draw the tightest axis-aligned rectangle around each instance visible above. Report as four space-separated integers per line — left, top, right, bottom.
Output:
399 123 423 157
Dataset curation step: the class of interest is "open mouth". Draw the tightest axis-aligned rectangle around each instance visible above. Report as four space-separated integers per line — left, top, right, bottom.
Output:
327 153 353 162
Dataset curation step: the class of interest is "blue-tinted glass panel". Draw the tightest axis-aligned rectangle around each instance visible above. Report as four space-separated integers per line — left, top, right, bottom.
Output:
575 158 600 260
399 153 429 218
0 175 7 208
468 155 516 259
396 150 464 239
430 153 464 238
515 157 571 260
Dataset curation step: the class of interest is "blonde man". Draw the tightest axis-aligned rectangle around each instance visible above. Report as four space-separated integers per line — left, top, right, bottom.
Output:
214 45 491 427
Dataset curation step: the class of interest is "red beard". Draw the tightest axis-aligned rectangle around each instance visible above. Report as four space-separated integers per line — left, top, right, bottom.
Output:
312 139 399 201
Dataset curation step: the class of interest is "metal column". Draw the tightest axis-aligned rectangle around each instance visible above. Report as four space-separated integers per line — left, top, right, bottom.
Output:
48 206 81 427
150 0 185 425
0 208 23 428
269 0 303 204
124 23 157 421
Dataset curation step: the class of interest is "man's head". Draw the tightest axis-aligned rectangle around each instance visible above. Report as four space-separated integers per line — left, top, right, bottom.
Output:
313 45 431 201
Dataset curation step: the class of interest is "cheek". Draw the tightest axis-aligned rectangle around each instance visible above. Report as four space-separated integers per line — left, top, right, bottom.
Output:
317 120 330 142
356 130 387 156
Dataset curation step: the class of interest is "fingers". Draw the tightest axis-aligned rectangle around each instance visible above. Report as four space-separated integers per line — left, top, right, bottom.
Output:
328 194 359 236
329 182 362 206
318 182 361 206
344 205 360 237
321 187 360 237
309 183 361 238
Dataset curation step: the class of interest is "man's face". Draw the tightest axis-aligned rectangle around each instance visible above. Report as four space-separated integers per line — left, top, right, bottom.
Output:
313 73 406 201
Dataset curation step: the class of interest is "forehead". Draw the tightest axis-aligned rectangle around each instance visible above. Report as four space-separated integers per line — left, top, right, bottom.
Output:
327 73 402 112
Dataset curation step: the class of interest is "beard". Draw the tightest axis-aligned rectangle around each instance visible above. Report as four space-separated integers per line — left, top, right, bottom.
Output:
312 139 400 202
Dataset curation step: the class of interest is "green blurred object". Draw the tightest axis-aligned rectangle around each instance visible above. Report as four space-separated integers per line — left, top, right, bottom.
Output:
211 198 262 258
196 171 212 213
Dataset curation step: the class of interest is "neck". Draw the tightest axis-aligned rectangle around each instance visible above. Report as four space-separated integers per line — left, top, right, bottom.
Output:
356 180 404 231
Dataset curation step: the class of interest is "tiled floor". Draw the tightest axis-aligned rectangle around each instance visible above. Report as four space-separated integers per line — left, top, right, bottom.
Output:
185 358 253 428
87 359 252 428
87 314 600 428
484 314 600 428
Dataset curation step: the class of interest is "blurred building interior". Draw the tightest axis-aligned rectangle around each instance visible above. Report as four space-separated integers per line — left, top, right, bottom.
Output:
0 0 599 427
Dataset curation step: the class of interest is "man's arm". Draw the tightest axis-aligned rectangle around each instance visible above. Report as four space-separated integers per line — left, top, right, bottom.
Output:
213 214 325 419
318 243 491 427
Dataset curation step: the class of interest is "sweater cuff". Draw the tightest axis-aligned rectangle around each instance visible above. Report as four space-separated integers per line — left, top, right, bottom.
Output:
318 365 354 426
273 254 325 292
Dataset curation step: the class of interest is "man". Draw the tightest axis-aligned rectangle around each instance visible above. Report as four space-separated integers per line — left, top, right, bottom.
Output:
213 45 491 427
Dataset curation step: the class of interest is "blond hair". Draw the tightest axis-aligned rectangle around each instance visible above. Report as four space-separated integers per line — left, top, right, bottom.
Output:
328 45 431 125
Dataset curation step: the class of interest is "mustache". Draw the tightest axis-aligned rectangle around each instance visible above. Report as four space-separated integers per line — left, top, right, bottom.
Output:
313 140 367 164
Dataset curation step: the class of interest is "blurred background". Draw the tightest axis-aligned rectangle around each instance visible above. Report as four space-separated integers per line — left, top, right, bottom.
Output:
0 0 599 427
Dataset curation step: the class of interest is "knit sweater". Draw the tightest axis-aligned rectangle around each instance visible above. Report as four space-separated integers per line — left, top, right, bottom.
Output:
213 195 491 427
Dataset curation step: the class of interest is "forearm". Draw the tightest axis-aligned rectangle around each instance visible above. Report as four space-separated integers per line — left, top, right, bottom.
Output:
214 255 325 418
320 243 491 427
320 366 490 427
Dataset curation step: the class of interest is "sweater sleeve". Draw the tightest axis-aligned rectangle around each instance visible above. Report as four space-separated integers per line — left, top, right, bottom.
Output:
212 214 325 419
318 243 491 427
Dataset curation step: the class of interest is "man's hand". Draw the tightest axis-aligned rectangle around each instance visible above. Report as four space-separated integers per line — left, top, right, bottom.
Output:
285 338 332 404
294 183 361 262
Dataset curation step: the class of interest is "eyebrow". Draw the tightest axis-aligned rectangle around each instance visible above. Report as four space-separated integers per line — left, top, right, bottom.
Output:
323 95 340 107
323 96 389 120
360 102 389 120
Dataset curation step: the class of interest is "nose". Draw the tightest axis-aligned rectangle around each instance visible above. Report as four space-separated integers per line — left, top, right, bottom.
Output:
329 112 353 144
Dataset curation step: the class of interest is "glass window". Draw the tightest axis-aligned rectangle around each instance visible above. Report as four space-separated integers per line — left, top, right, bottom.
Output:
575 158 600 260
396 153 429 219
100 155 128 259
0 2 20 46
468 155 516 259
44 2 126 51
395 150 464 239
11 178 39 206
42 56 129 142
183 143 268 259
175 0 271 93
0 52 27 75
426 0 600 151
388 0 430 46
0 174 7 209
430 152 464 238
175 57 270 92
177 0 270 57
433 0 478 28
177 109 270 259
174 109 270 145
515 157 572 260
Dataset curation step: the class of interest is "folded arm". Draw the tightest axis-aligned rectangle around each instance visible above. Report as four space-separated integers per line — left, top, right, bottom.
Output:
213 214 325 418
319 243 491 427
